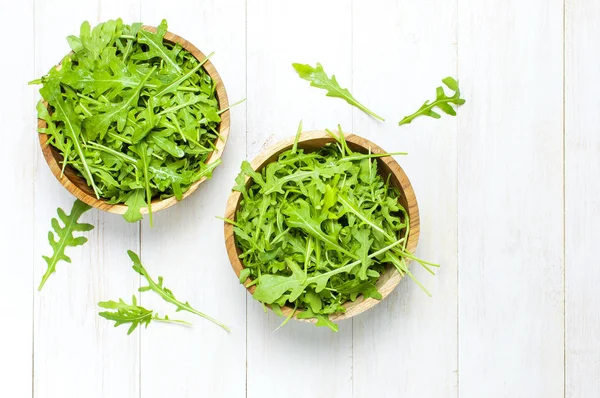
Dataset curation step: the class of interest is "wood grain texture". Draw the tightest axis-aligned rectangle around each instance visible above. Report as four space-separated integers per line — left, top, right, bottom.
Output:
37 26 230 215
565 0 600 396
351 0 459 397
0 1 35 397
33 2 142 398
457 0 565 397
138 2 247 397
223 130 420 322
246 2 353 397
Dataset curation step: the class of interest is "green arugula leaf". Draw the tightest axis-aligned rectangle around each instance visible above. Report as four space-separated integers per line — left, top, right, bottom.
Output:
136 19 181 74
123 189 145 222
39 199 94 291
128 250 230 331
352 228 374 280
292 62 384 121
398 76 466 126
82 66 155 140
283 200 356 258
99 295 190 335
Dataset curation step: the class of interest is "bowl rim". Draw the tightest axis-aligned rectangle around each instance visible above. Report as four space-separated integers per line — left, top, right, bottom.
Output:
223 130 420 323
37 25 230 215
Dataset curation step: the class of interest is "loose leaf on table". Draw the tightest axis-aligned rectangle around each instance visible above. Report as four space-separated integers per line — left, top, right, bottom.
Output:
128 250 230 332
398 76 466 126
39 199 94 291
99 295 190 335
292 62 385 121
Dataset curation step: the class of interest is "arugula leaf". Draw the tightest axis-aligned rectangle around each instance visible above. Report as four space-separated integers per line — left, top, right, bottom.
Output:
82 66 155 140
123 189 145 222
39 199 94 291
136 19 181 74
292 62 384 121
128 250 230 331
99 295 190 335
398 77 466 126
283 200 356 258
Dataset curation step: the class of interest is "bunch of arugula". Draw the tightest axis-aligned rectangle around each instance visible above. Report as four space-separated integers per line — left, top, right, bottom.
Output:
230 125 438 331
31 19 224 224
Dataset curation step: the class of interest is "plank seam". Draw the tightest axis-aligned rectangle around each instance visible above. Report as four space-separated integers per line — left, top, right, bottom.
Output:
562 0 567 397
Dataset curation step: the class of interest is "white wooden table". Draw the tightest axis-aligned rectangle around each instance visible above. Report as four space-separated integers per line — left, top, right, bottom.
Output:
1 0 598 397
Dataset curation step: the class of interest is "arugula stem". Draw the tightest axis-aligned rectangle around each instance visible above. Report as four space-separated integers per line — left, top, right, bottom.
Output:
291 120 303 155
60 146 71 178
399 99 446 125
356 103 385 121
341 152 408 161
274 305 297 331
217 98 247 115
107 132 133 144
85 142 138 165
305 238 405 284
216 216 240 227
405 271 432 297
152 316 192 326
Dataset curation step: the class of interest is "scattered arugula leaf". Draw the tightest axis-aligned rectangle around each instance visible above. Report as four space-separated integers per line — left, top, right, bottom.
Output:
99 295 190 335
39 199 94 291
292 63 385 121
32 19 229 223
128 250 231 332
230 125 437 330
398 77 465 126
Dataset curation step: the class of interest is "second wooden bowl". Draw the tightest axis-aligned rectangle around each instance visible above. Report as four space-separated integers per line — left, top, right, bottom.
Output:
224 130 420 323
38 25 230 215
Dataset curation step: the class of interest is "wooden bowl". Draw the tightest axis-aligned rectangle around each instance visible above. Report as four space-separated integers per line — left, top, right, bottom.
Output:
224 130 420 323
38 25 230 215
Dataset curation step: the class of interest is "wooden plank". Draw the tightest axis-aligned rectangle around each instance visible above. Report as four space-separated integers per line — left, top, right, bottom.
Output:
0 1 35 397
351 0 459 396
138 2 247 397
565 0 600 396
33 3 141 398
457 0 564 396
246 2 353 398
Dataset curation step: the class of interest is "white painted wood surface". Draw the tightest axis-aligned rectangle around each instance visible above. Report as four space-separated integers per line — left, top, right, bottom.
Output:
0 0 598 397
457 1 565 398
565 0 600 396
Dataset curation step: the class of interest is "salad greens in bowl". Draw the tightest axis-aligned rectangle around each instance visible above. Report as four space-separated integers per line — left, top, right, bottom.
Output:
224 128 437 331
32 19 230 224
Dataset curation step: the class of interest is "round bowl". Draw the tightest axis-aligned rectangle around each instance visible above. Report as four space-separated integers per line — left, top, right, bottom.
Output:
38 25 230 215
224 130 420 322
